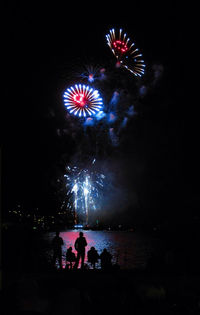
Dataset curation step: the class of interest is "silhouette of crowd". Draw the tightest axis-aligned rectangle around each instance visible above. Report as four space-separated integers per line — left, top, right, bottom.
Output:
52 231 114 270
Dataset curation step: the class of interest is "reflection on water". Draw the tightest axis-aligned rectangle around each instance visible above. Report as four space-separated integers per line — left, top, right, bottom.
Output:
44 230 158 269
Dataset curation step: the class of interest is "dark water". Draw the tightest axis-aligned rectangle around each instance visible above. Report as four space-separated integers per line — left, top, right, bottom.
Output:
44 230 160 269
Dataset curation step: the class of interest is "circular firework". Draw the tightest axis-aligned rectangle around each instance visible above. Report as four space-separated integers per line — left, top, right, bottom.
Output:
63 84 104 117
106 28 146 77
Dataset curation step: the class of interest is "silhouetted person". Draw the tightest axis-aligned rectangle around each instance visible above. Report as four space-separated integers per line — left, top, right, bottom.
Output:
66 246 76 269
100 248 112 270
87 246 99 269
74 232 87 269
52 231 64 269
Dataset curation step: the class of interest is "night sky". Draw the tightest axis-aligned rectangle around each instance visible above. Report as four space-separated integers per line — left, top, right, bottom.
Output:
2 2 196 224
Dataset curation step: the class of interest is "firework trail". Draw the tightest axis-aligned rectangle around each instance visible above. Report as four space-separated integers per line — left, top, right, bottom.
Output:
64 160 105 224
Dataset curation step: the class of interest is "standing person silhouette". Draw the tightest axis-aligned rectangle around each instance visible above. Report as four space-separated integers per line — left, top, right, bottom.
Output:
52 231 64 269
74 232 87 269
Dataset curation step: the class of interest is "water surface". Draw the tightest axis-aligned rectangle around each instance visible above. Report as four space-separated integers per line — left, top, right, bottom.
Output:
44 230 159 269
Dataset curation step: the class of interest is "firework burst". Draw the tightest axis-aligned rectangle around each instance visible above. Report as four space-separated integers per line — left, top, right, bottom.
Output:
64 162 105 224
63 84 104 118
106 28 146 77
79 65 102 83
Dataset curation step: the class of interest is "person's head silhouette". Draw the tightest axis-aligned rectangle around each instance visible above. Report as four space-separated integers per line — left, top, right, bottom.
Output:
56 231 60 237
79 232 83 237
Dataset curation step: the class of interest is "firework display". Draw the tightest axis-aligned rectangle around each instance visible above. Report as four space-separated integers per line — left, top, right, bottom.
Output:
63 84 104 117
64 163 105 224
106 28 145 76
59 26 151 225
79 65 103 82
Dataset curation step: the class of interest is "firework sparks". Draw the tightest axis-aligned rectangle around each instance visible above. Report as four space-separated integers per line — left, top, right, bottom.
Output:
63 84 104 118
106 28 146 77
65 163 105 224
79 65 102 83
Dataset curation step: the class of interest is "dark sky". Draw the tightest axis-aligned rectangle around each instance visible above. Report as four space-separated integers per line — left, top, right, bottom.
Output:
3 2 196 222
